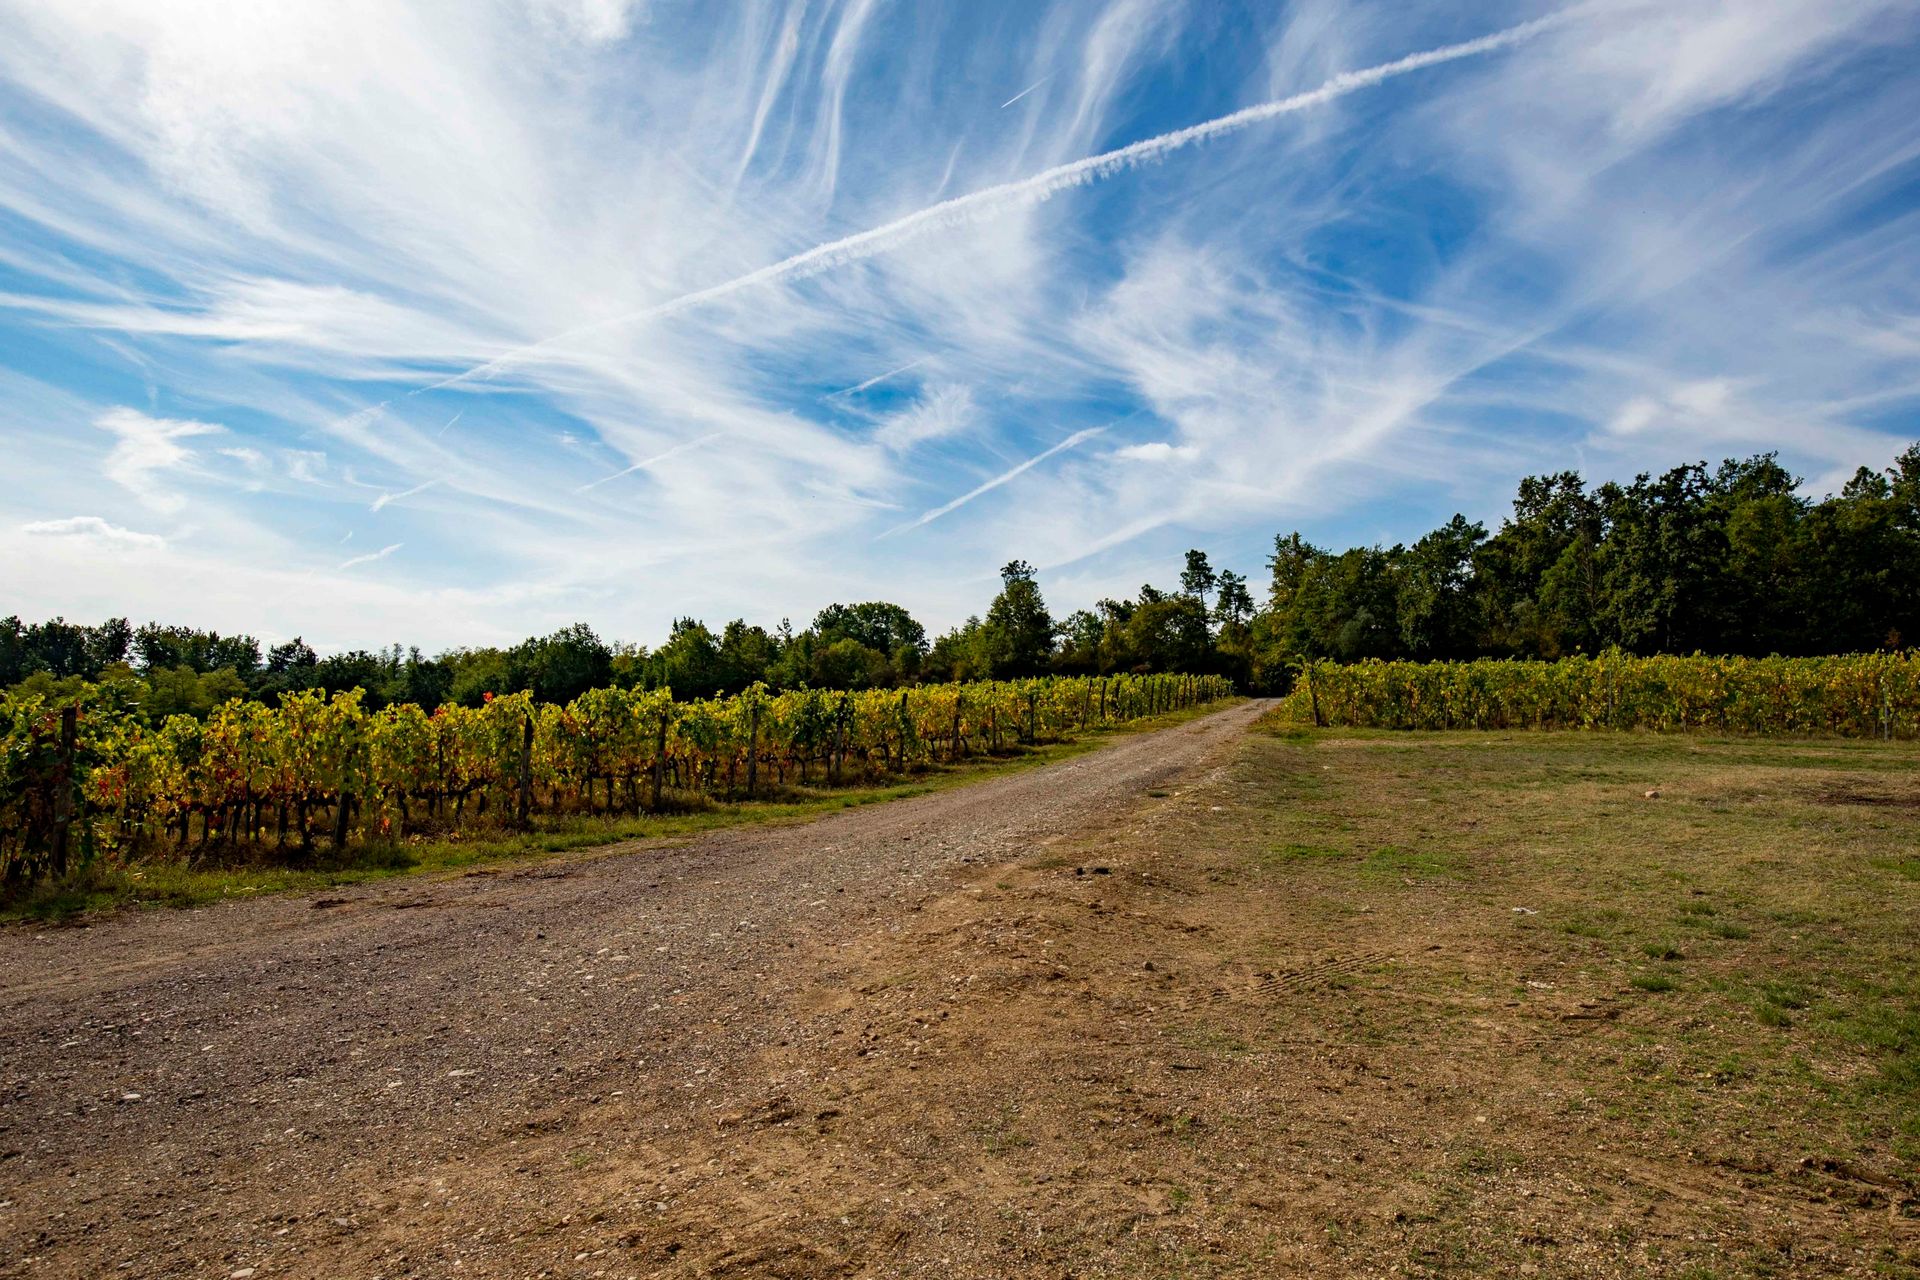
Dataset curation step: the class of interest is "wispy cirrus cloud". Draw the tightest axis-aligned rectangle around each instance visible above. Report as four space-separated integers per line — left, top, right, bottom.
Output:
21 515 166 550
873 383 975 452
94 407 221 514
432 6 1577 392
0 0 1914 649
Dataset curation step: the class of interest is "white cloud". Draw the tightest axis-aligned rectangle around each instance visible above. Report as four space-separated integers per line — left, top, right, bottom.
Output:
284 450 329 486
0 0 1914 645
530 0 644 43
94 406 221 513
873 383 974 452
20 515 167 550
1112 441 1200 463
1609 395 1661 436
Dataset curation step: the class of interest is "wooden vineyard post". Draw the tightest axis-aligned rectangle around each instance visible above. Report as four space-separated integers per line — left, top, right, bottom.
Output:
1307 662 1324 727
831 696 848 785
1099 678 1106 723
515 713 534 829
951 695 963 761
746 701 759 797
1026 690 1037 745
49 704 77 880
651 710 668 811
897 689 909 771
332 740 356 854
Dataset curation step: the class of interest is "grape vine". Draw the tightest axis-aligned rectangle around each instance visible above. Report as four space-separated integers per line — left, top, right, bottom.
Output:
1 673 1233 885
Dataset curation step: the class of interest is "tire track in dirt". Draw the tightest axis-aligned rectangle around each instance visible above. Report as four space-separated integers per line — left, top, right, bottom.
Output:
1178 948 1403 1012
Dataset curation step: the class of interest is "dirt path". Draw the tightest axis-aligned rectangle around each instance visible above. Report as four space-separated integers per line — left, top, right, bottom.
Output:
0 700 1271 1279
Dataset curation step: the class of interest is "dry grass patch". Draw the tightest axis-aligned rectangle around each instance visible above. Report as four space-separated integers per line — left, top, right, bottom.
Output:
389 721 1917 1276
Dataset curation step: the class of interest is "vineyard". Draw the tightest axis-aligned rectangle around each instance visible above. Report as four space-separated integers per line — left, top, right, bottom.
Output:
1277 650 1920 737
0 673 1232 889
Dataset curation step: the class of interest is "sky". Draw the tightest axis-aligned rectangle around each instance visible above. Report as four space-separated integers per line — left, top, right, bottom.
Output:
2 0 1919 654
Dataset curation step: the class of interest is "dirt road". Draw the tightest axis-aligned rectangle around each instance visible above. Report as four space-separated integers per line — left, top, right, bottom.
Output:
0 700 1271 1279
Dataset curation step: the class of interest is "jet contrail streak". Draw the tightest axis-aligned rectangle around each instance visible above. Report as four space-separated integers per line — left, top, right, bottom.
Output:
370 478 439 512
338 542 402 571
825 356 928 399
575 432 726 493
424 8 1580 394
1000 74 1054 109
881 425 1106 537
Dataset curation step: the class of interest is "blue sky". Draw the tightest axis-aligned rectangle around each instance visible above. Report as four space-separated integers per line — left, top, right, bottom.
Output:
2 0 1918 653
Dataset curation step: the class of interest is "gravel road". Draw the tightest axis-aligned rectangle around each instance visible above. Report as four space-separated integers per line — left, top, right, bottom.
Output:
0 699 1269 1279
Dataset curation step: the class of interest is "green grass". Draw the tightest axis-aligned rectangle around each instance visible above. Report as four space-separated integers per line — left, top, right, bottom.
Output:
1235 718 1920 1166
1258 842 1347 865
1360 845 1457 877
6 698 1242 924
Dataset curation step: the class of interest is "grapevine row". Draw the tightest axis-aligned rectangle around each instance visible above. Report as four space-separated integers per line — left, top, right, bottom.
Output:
1277 651 1920 737
1 673 1233 886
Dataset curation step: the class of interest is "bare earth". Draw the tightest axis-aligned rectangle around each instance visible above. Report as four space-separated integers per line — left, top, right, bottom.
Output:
3 701 1914 1278
3 703 1268 1278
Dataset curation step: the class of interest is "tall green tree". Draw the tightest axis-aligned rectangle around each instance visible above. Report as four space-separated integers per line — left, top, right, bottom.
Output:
1397 515 1485 658
979 560 1055 678
1180 549 1217 604
1212 571 1254 629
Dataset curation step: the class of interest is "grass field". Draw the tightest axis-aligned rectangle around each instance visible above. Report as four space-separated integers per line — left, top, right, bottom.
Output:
1103 719 1920 1272
533 715 1917 1275
1243 719 1920 1174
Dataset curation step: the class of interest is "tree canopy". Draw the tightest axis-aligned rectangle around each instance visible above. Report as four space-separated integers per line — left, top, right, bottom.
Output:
9 441 1916 711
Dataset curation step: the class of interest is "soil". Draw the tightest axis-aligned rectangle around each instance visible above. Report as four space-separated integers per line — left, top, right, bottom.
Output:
3 701 1913 1278
1 704 1265 1278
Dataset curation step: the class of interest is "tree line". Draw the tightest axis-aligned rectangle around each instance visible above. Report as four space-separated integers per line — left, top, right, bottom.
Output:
1254 444 1920 681
6 442 1916 707
0 560 1256 711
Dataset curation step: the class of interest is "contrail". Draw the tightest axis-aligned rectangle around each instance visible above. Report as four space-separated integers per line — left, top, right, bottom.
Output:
575 432 726 493
424 8 1578 394
1000 74 1054 109
824 356 928 400
435 410 463 437
881 425 1106 537
370 478 439 512
339 542 402 571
